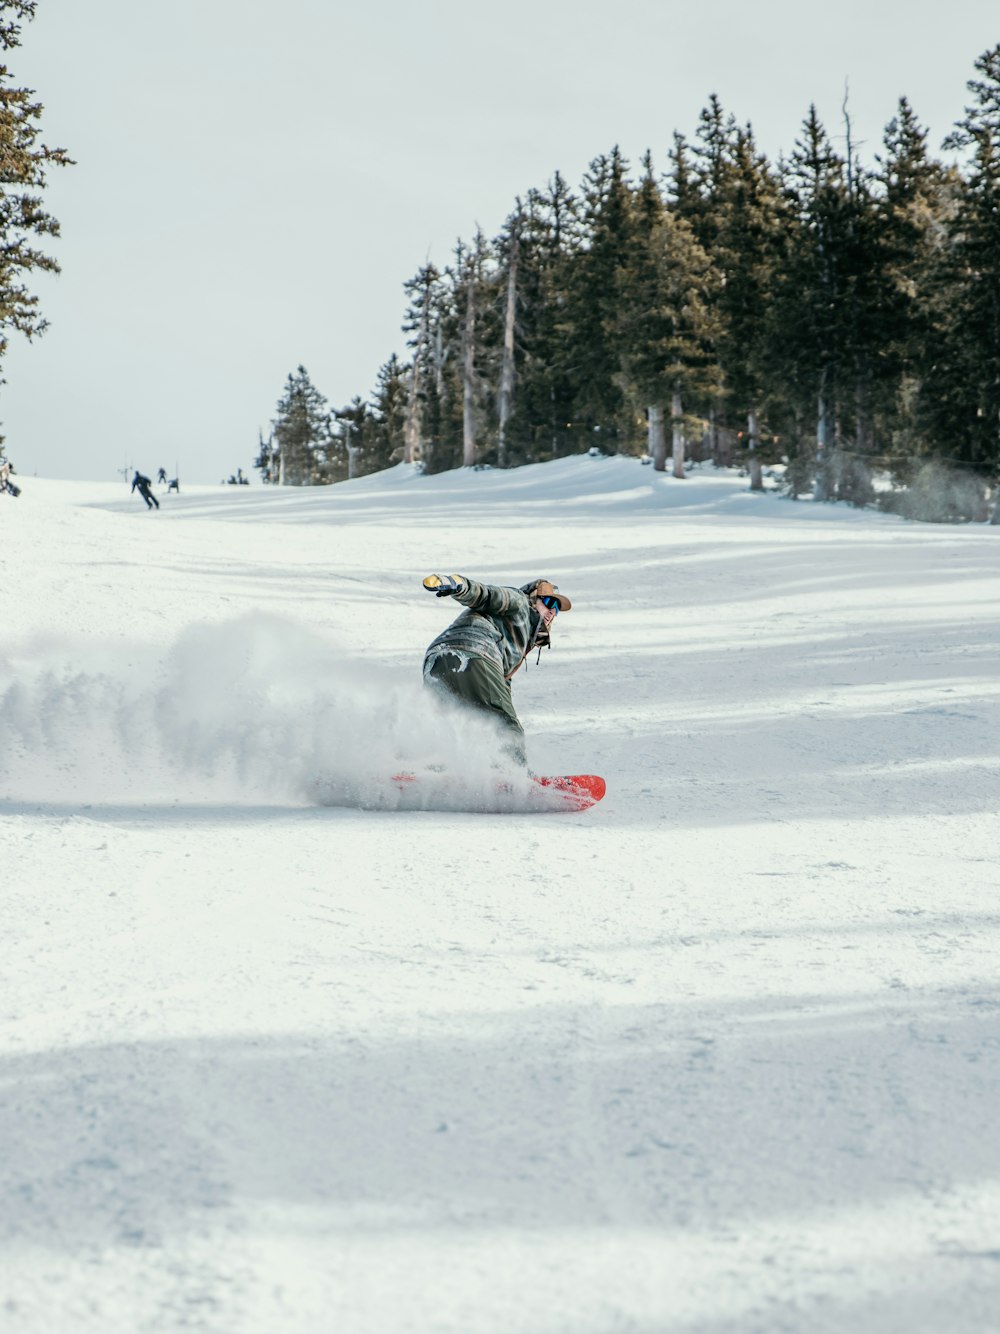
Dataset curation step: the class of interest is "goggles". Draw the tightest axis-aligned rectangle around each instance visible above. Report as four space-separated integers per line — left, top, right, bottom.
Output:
538 595 561 613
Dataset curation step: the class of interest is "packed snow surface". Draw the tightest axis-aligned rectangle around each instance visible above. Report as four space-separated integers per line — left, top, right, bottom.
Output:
2 456 999 1333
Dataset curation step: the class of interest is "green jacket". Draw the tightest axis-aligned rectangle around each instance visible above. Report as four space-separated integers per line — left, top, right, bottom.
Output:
423 577 542 681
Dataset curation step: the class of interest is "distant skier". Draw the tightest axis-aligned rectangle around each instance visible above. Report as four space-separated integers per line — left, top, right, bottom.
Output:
156 467 167 484
422 574 571 768
131 470 159 510
167 477 180 493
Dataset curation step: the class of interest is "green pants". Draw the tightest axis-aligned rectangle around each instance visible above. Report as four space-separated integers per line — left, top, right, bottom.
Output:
425 652 527 767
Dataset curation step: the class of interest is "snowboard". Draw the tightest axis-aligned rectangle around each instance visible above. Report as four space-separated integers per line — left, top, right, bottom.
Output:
312 770 605 813
529 773 606 809
389 769 605 812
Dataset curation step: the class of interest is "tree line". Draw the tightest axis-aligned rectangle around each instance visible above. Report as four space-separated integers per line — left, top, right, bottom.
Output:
0 8 996 518
261 45 1000 517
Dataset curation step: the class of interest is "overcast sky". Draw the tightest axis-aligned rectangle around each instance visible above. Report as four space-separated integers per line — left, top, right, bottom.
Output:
2 0 997 483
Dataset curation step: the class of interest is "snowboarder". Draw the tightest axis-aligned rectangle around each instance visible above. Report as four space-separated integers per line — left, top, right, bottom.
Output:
131 471 159 510
422 574 571 768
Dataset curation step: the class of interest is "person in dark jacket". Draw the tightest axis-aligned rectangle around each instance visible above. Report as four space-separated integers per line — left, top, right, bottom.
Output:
131 471 159 510
422 574 571 767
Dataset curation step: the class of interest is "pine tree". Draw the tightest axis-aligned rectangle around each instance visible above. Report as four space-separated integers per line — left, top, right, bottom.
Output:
495 202 523 469
666 131 699 220
614 153 721 476
872 98 952 460
563 147 634 449
933 45 1000 471
400 264 440 466
613 153 667 465
401 254 484 476
364 353 408 473
0 2 72 371
270 366 331 486
454 230 496 468
332 396 369 481
775 108 866 497
709 124 788 487
684 95 739 254
502 173 581 463
840 100 894 483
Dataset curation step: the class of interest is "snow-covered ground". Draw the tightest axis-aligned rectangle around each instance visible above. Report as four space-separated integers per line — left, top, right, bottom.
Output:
2 456 999 1333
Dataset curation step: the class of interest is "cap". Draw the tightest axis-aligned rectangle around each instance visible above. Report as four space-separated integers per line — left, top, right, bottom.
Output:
521 579 571 611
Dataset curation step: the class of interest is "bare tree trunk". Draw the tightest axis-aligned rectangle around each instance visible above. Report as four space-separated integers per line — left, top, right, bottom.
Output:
671 391 685 479
403 292 432 465
403 379 419 465
462 275 477 468
433 325 445 396
748 407 763 491
855 382 868 453
814 374 831 501
649 403 667 470
497 219 519 469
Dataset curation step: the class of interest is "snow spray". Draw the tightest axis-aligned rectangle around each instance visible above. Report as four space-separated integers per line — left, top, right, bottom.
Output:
0 613 508 805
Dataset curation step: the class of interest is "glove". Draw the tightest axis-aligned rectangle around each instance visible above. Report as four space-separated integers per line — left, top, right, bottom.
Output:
423 573 465 597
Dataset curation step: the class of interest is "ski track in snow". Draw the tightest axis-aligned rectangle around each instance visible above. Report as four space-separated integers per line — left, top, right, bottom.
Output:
1 457 999 1333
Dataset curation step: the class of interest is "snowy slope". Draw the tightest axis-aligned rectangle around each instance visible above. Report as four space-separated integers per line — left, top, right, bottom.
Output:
2 457 999 1333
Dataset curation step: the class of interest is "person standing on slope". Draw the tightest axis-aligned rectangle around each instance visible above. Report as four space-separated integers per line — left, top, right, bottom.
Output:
422 574 571 768
131 470 160 510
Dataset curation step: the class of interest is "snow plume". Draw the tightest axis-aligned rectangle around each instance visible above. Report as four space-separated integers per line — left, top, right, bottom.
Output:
880 460 990 524
0 614 509 806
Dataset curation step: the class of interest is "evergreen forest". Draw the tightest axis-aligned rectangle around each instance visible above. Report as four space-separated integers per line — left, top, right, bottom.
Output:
262 47 1000 519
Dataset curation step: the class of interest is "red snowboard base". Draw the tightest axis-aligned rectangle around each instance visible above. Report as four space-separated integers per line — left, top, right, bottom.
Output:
531 773 606 810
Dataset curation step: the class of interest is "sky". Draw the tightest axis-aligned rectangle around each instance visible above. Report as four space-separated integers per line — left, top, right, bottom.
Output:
3 458 1000 1328
1 0 997 483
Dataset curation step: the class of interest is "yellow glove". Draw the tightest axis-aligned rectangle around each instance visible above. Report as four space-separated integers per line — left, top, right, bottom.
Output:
422 574 465 597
